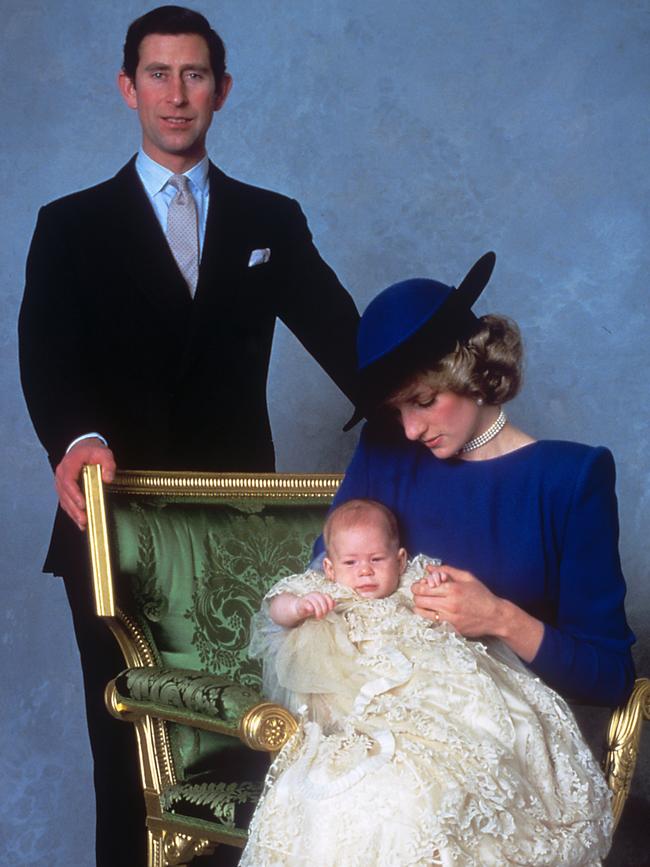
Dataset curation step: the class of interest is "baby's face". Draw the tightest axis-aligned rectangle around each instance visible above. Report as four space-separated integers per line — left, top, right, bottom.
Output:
323 521 407 599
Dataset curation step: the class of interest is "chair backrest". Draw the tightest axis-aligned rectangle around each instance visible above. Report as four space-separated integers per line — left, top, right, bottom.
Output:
84 467 340 776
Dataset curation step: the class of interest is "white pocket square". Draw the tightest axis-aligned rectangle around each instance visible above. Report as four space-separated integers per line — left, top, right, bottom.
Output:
248 248 271 267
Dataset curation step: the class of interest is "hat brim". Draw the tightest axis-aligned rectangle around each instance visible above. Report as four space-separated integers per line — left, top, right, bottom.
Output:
343 252 496 431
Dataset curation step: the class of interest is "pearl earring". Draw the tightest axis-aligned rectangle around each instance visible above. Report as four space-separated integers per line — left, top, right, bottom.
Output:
477 398 484 406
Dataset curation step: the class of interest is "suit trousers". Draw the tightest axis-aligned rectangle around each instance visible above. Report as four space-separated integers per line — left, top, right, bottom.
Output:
63 567 147 866
63 567 243 867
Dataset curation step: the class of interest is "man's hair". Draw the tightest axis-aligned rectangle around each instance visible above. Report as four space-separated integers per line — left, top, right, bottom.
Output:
323 499 400 555
122 5 227 82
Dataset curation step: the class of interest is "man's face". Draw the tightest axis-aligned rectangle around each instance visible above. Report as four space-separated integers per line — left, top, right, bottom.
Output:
118 32 232 172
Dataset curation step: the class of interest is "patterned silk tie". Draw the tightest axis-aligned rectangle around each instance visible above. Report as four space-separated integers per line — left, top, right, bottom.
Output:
166 174 199 296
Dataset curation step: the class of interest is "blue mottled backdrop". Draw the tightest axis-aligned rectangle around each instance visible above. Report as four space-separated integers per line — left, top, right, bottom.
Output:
1 1 648 863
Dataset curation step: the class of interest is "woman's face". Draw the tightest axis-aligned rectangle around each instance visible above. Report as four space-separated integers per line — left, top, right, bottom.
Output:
387 378 484 459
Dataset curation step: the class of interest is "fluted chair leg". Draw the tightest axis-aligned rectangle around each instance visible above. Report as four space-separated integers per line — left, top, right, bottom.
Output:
148 827 165 867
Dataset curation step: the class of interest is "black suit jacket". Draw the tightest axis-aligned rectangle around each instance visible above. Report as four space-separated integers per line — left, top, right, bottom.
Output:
19 158 359 573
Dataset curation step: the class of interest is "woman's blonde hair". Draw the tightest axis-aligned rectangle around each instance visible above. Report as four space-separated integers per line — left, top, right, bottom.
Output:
390 314 523 406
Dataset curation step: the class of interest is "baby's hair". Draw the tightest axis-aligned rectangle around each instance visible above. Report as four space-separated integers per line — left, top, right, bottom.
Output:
323 499 400 554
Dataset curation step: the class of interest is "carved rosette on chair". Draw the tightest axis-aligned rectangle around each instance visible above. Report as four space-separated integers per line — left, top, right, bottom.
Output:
240 701 299 752
83 465 338 867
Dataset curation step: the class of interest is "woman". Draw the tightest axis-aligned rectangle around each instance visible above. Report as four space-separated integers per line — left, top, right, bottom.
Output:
318 251 634 707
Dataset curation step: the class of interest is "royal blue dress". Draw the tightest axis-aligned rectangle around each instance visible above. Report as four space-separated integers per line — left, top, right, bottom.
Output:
315 423 635 707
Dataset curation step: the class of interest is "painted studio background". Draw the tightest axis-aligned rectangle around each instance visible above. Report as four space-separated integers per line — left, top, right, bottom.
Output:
1 1 648 864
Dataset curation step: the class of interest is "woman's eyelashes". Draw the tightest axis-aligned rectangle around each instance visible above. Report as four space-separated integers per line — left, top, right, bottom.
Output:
414 392 437 408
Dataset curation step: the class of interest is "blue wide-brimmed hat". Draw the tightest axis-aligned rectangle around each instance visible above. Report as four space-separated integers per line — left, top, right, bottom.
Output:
344 252 496 430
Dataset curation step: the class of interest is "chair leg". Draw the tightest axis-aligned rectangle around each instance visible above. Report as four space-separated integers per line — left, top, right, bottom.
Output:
147 827 165 867
160 829 218 866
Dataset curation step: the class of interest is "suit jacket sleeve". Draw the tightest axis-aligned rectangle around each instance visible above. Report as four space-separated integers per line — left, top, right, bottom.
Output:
18 203 114 468
274 199 359 401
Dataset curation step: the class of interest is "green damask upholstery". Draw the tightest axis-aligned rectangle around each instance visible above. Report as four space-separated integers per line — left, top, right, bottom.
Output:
111 499 325 680
109 498 327 776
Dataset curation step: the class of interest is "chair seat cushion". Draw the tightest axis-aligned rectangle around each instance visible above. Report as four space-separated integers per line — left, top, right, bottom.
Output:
161 771 263 829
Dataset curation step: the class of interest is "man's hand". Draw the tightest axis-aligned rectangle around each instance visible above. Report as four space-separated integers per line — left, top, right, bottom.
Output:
54 438 116 530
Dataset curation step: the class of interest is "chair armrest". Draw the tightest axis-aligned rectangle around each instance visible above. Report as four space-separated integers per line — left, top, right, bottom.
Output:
107 666 298 752
603 676 650 830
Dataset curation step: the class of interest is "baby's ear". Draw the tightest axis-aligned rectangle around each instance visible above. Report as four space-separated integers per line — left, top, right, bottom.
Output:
397 548 408 574
323 557 335 581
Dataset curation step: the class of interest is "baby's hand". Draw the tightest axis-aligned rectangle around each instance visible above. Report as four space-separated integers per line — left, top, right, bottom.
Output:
295 592 336 621
420 564 451 589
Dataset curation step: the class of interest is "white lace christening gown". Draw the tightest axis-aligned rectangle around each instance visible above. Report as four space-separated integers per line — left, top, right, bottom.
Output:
240 556 613 867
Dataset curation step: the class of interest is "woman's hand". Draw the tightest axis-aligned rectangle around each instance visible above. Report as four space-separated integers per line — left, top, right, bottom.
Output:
412 565 502 638
412 564 545 662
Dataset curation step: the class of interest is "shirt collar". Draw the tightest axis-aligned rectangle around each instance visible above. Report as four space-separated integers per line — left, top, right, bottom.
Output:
135 150 210 197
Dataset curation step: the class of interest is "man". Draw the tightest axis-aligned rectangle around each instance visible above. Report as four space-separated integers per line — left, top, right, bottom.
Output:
18 6 358 864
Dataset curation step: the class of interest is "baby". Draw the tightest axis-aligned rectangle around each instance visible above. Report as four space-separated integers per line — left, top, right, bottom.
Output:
268 498 409 626
242 499 612 867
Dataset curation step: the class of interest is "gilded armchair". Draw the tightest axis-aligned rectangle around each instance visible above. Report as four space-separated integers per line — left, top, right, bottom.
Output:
82 465 648 866
83 465 339 866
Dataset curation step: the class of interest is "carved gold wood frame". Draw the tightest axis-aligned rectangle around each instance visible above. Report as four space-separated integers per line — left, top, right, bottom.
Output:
82 465 341 866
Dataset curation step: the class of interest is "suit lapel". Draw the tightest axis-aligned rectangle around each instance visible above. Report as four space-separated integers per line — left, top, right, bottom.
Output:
125 160 272 378
174 164 231 374
110 158 193 324
194 163 241 304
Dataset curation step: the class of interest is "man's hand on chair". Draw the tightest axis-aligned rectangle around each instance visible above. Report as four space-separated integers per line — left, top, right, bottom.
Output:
54 438 116 530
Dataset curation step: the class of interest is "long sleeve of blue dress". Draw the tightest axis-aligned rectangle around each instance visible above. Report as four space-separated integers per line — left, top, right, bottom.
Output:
529 446 635 705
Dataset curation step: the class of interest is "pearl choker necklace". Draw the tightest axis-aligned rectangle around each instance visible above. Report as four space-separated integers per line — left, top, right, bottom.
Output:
460 409 507 453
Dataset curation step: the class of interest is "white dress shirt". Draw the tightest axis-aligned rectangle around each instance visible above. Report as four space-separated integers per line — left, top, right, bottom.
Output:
135 149 210 253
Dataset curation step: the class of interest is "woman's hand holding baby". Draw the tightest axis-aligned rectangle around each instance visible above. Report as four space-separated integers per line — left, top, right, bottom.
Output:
412 565 503 637
412 564 544 662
